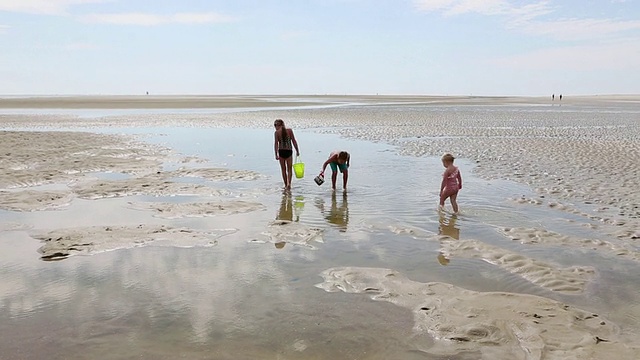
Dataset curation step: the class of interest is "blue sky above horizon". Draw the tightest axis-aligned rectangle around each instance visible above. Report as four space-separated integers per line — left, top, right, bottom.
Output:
1 0 639 96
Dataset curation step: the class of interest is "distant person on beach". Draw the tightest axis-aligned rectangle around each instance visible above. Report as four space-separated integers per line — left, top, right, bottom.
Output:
559 94 563 101
273 119 300 190
439 153 462 213
320 150 350 192
552 94 555 101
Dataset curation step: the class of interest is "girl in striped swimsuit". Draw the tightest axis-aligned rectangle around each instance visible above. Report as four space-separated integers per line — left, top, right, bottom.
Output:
274 119 300 190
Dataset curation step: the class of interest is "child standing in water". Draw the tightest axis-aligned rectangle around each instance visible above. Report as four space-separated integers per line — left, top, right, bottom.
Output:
320 151 350 192
439 153 462 213
273 119 300 190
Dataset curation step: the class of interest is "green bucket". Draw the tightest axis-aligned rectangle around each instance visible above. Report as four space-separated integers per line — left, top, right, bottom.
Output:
293 156 305 179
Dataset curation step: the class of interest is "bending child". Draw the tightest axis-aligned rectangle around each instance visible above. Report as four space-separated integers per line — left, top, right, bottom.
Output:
439 153 462 213
320 151 350 192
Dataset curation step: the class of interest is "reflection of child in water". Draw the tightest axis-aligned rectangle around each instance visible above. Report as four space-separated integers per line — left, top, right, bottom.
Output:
317 192 349 232
438 212 459 239
437 212 459 265
274 193 296 249
276 193 293 222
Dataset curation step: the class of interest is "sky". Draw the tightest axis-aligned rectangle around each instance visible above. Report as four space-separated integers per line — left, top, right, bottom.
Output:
1 0 639 96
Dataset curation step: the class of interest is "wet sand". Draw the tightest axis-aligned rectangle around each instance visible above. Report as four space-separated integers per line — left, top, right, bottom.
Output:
1 95 640 359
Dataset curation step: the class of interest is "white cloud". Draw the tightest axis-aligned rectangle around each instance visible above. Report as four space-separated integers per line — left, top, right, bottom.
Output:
0 0 108 15
413 0 552 19
79 12 236 26
446 0 510 16
413 0 456 12
516 18 640 41
0 24 9 34
492 39 640 71
414 0 640 41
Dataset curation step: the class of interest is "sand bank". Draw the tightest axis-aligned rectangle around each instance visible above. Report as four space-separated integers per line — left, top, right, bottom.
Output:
317 267 640 360
252 220 324 249
2 94 637 109
127 200 266 219
32 225 236 260
0 95 328 109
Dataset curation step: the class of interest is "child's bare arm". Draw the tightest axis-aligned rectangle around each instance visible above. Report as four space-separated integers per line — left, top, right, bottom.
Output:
274 133 279 159
290 129 300 156
457 171 462 189
320 154 337 174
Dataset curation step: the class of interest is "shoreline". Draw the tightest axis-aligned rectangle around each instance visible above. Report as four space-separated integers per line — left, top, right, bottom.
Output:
1 94 639 109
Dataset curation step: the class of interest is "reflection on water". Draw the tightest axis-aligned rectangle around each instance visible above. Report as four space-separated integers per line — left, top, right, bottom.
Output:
2 125 640 358
276 192 294 222
317 191 349 232
437 211 459 266
438 211 460 239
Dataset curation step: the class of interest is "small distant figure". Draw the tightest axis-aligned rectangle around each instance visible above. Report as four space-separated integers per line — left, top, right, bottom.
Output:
559 94 563 101
146 91 149 95
439 153 462 214
274 119 300 190
320 150 350 192
552 94 555 101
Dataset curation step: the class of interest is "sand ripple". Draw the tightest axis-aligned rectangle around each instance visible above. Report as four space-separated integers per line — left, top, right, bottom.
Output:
127 200 266 218
0 190 73 211
317 267 640 360
0 222 32 231
502 227 640 263
71 176 230 199
31 224 236 260
0 131 167 188
168 167 262 181
439 237 595 294
253 220 324 249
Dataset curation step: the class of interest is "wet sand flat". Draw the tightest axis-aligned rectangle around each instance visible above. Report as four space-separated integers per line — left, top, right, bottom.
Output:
1 95 640 359
2 94 638 109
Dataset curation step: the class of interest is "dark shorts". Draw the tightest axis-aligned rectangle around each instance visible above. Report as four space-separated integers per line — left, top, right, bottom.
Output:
330 162 348 173
278 149 293 159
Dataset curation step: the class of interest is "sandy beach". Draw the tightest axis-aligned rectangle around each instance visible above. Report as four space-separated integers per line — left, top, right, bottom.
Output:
1 95 640 359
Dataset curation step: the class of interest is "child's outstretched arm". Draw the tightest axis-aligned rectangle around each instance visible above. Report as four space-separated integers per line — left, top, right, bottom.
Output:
440 169 448 195
320 154 337 174
290 129 300 156
457 170 462 190
346 154 350 168
274 133 279 160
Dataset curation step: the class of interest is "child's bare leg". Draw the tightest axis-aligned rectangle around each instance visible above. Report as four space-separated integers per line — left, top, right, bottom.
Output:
279 159 287 187
342 170 348 190
331 171 337 190
450 192 459 213
285 157 293 189
439 192 448 208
